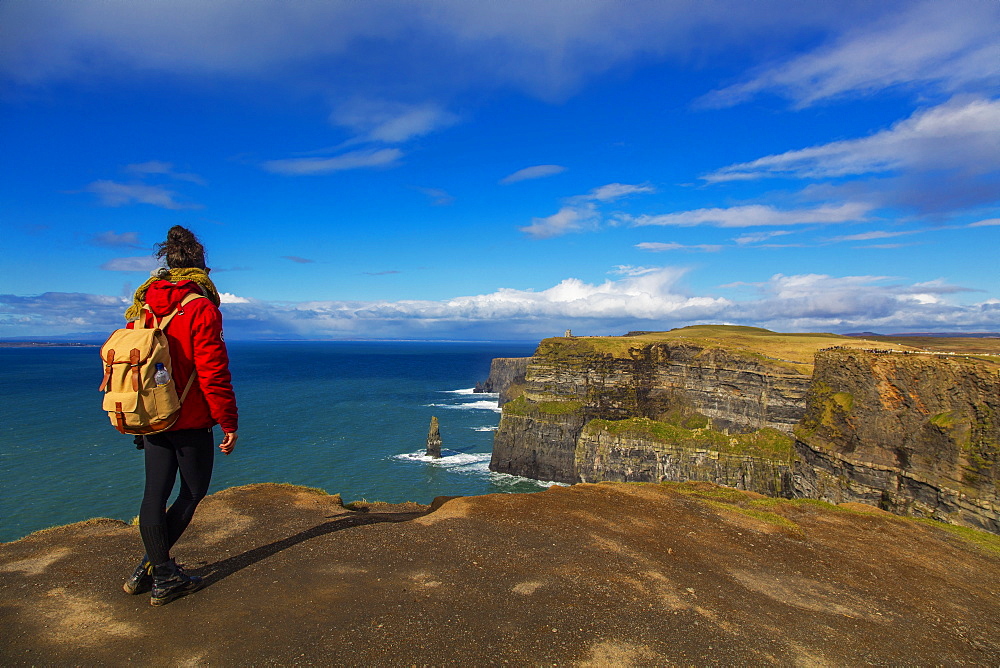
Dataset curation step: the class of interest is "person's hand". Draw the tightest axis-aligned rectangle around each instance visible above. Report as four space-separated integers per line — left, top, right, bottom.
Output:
220 431 239 455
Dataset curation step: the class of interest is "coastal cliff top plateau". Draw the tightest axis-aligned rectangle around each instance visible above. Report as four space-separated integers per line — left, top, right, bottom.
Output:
539 325 999 375
3 482 999 666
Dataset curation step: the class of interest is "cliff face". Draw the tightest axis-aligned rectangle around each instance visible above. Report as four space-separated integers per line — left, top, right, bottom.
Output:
474 357 530 405
490 328 1000 533
575 422 794 497
490 333 812 489
794 350 1000 533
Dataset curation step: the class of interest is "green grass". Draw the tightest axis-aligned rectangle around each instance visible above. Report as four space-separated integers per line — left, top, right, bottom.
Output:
503 394 583 417
833 392 854 411
930 411 961 429
586 417 795 460
662 482 805 536
537 325 928 375
914 518 1000 557
536 399 584 415
703 500 804 536
664 481 1000 555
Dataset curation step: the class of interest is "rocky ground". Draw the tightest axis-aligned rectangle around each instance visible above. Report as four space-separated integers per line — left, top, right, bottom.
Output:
2 481 999 666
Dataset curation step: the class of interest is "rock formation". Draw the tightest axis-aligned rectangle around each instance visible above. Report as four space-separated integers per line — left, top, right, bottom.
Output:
490 326 1000 532
491 328 818 488
473 356 530 405
794 349 1000 533
426 416 441 458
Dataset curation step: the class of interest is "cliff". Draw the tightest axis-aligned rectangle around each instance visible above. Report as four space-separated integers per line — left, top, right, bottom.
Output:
490 326 850 488
474 356 530 404
795 349 1000 533
490 326 1000 533
3 482 999 665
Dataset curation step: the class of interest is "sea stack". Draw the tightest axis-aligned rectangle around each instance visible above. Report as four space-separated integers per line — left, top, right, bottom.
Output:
426 416 442 458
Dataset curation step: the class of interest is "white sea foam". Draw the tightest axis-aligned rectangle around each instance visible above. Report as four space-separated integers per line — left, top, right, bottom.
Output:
489 471 569 489
441 388 500 400
425 400 501 413
392 450 569 488
472 426 498 432
392 450 492 471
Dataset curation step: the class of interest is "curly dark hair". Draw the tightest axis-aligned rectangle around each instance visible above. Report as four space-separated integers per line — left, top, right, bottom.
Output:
155 225 207 269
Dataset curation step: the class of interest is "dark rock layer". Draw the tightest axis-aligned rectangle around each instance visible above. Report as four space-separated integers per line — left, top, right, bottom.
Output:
474 357 530 405
794 349 1000 533
490 338 810 488
490 336 1000 533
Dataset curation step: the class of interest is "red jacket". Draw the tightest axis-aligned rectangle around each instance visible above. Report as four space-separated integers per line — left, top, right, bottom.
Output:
130 279 239 433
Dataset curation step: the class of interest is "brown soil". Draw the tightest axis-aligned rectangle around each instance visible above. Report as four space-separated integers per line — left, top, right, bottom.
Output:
2 481 998 666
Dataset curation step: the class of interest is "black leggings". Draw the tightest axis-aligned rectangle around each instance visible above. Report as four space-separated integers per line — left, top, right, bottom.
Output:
139 428 214 564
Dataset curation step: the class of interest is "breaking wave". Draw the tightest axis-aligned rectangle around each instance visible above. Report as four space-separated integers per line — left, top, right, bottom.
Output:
426 399 501 413
391 450 567 489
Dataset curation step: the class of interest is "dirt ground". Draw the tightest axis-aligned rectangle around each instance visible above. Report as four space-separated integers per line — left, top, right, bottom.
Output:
2 481 998 666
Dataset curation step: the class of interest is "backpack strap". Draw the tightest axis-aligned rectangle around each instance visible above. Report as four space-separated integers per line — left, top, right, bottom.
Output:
143 293 206 332
179 373 198 404
162 294 206 406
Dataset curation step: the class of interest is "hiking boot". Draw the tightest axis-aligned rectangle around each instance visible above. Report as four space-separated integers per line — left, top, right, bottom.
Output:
122 556 152 595
150 559 203 606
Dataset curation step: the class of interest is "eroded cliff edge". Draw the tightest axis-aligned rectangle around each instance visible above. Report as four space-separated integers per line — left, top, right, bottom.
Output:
4 482 999 665
489 326 1000 532
795 349 1000 533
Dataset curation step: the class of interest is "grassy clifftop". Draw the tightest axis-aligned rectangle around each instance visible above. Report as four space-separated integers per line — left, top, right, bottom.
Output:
536 325 924 375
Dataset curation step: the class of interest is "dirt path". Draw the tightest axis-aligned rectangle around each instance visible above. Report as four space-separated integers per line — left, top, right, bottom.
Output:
2 482 998 666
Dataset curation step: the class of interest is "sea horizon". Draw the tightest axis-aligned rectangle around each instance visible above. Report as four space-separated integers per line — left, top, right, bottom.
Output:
0 340 549 543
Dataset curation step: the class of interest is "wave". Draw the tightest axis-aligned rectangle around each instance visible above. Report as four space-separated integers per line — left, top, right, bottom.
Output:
391 450 569 489
471 426 497 432
442 387 477 395
425 400 501 413
392 450 491 470
488 471 569 490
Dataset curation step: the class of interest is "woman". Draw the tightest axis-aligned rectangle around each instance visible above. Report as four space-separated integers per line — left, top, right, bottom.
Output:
122 225 239 606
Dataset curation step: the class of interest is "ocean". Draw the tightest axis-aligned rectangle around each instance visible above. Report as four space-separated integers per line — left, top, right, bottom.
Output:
0 340 547 543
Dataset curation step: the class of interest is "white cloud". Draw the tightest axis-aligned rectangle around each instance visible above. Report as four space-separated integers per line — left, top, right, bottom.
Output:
625 203 870 228
636 242 723 252
500 164 566 184
969 218 1000 227
125 160 172 174
0 1 888 100
100 256 160 272
263 148 403 175
3 268 998 339
825 230 916 243
81 180 199 209
520 203 599 239
521 182 655 238
582 183 655 202
90 231 144 249
219 292 249 304
699 1 1000 108
331 99 459 143
415 187 455 206
733 230 794 245
124 160 205 185
610 265 661 277
705 98 1000 182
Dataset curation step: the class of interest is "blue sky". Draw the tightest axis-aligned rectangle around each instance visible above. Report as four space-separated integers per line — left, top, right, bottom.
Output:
2 0 998 340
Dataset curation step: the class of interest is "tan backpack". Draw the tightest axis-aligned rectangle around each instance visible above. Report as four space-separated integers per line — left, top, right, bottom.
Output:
99 294 204 435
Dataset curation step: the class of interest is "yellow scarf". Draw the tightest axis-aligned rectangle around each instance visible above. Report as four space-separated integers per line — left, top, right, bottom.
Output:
124 267 222 320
